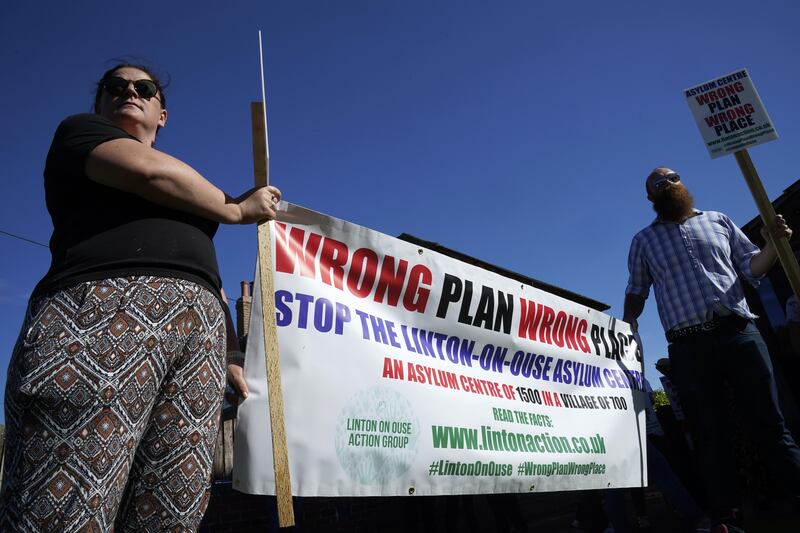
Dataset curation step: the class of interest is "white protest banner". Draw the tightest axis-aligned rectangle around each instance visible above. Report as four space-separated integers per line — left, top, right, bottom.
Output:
684 68 778 159
233 202 647 497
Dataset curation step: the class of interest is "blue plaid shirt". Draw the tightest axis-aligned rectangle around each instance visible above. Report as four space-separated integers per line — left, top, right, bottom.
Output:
626 210 761 332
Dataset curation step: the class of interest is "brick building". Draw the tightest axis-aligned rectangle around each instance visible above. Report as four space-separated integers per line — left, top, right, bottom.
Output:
739 178 800 430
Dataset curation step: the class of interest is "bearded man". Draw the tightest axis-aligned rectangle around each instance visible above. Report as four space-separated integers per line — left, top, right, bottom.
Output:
623 167 800 533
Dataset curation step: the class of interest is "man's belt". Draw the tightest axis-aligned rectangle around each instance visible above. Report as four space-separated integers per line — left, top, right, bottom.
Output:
665 315 740 343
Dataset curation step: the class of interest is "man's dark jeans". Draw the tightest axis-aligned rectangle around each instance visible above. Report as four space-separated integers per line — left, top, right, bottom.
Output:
668 318 800 524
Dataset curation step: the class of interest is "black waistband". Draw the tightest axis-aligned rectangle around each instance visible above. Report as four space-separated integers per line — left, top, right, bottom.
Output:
666 315 746 343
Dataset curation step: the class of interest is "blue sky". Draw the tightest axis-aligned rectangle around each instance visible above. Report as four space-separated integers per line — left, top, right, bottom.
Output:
1 0 798 424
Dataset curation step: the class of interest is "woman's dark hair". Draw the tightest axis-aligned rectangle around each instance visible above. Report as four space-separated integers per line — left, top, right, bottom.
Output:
93 62 167 113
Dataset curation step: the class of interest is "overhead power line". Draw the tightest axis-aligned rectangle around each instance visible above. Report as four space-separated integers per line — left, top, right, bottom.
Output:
0 229 238 302
0 229 48 248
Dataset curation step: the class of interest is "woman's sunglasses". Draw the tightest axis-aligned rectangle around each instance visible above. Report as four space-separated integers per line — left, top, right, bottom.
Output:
102 76 161 101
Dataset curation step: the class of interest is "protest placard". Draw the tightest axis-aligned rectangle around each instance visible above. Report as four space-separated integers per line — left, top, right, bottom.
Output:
233 203 647 496
685 68 800 301
685 68 778 159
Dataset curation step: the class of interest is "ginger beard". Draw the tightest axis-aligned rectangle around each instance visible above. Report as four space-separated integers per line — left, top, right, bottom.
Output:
652 183 695 222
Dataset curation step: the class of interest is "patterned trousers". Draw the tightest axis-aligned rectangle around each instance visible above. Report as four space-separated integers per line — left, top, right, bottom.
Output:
0 277 227 532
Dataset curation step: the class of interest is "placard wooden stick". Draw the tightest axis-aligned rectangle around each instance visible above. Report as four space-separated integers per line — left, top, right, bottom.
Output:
734 149 800 300
251 29 294 527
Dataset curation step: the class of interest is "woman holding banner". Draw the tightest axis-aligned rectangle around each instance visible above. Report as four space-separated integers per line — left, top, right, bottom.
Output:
0 63 279 532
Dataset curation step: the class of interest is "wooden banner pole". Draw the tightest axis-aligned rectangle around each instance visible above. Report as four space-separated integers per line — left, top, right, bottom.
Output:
251 30 295 527
734 149 800 300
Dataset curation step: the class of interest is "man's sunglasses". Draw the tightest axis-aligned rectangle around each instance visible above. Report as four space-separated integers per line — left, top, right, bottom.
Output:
102 76 161 101
652 172 680 190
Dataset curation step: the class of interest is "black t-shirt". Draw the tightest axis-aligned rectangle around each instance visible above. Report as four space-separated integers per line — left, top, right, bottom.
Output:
32 114 223 298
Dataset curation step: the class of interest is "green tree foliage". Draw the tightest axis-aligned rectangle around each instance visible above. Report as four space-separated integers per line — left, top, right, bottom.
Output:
652 389 669 409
